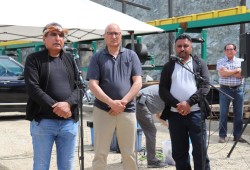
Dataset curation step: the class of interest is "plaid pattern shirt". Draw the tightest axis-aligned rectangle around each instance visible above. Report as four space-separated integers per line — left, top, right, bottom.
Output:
216 56 243 86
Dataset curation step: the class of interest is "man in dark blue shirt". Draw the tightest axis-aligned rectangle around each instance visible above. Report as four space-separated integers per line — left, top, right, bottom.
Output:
87 23 142 170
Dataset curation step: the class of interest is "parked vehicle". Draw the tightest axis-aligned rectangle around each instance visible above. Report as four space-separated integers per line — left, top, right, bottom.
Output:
0 55 28 112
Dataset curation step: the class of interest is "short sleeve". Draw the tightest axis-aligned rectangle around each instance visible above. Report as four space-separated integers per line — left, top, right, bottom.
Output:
86 54 100 81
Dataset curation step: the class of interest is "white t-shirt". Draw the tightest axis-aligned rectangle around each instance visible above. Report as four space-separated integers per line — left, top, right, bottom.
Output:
170 58 200 112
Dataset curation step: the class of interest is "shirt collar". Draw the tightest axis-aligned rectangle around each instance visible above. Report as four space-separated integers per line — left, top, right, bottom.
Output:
224 55 236 62
104 46 124 54
183 56 192 65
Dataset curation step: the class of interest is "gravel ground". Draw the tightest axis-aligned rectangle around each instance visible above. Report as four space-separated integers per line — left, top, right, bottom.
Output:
0 111 250 170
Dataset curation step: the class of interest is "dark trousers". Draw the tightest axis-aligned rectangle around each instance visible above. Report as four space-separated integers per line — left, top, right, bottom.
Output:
168 110 210 170
136 102 157 163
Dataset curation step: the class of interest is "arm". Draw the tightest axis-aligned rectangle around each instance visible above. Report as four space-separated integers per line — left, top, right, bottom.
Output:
121 50 142 105
156 112 169 126
89 79 113 105
24 53 56 110
186 59 210 107
159 62 179 107
89 79 125 115
121 75 142 106
52 102 71 118
218 67 242 78
108 75 142 115
25 54 71 119
57 86 80 119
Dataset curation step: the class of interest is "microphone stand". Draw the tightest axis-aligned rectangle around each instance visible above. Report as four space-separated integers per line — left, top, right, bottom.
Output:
71 49 85 170
174 58 233 170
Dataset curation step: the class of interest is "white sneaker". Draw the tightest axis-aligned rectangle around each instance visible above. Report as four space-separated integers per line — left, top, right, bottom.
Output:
219 137 226 143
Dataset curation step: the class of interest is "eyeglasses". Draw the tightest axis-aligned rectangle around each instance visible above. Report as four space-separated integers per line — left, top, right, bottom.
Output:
225 49 235 51
106 32 121 37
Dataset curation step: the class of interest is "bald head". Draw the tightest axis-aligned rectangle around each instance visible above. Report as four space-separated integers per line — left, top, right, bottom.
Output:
104 23 121 34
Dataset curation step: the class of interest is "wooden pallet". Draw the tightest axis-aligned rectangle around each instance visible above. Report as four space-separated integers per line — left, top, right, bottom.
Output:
210 104 250 119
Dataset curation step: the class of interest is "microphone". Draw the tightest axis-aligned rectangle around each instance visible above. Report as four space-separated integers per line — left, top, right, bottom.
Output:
63 46 94 52
78 47 94 52
63 46 77 52
63 46 79 59
170 55 183 62
191 37 205 43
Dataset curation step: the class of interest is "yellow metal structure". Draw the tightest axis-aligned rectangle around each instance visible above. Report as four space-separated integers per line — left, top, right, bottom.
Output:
0 40 32 46
147 6 247 27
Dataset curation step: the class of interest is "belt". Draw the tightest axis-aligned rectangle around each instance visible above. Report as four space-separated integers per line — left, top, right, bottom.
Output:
220 85 241 89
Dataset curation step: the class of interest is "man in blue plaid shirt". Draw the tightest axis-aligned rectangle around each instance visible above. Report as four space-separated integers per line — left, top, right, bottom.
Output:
217 43 246 143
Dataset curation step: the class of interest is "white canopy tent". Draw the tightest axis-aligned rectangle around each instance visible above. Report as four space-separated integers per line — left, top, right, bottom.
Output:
0 0 163 43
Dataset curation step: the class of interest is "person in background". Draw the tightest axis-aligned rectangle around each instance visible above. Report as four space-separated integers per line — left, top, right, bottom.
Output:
87 23 142 170
217 43 245 143
136 84 167 168
159 34 211 170
24 22 80 170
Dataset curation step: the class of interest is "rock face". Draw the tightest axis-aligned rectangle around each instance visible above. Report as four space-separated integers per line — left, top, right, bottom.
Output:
90 0 250 100
91 0 249 63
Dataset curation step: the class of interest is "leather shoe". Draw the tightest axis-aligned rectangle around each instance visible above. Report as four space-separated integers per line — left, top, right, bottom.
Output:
233 137 246 143
148 160 167 168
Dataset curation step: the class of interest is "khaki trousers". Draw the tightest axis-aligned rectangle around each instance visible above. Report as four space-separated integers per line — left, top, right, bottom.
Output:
92 107 137 170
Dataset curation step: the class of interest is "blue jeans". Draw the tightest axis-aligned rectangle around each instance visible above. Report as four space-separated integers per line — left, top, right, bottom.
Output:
168 110 210 170
30 119 78 170
219 86 244 138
